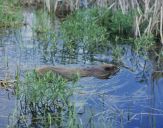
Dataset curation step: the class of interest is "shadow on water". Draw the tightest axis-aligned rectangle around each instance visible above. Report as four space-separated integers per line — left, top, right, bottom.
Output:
0 8 163 128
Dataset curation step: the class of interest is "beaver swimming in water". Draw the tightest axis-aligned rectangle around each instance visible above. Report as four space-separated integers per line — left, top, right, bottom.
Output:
0 64 118 88
35 64 119 80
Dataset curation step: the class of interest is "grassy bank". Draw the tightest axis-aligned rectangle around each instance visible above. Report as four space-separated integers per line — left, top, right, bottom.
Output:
42 0 163 44
0 0 23 28
60 8 155 59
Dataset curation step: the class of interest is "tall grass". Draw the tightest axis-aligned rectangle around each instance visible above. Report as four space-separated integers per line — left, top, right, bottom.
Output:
41 0 163 44
11 0 163 44
61 8 107 55
11 71 80 127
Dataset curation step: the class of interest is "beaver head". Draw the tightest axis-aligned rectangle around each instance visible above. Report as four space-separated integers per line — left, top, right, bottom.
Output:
92 64 119 79
101 63 118 70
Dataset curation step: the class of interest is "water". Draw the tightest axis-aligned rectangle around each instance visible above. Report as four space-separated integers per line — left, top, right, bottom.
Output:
0 8 163 128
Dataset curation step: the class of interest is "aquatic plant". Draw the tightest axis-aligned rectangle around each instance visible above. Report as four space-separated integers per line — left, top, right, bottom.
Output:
111 45 123 63
98 9 135 41
61 8 108 55
134 34 155 56
13 71 80 127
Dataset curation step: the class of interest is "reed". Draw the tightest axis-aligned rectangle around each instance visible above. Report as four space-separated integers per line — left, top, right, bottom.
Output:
41 0 163 44
16 0 163 44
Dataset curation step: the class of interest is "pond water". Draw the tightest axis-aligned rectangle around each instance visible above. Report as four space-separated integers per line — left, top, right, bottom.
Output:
0 8 163 128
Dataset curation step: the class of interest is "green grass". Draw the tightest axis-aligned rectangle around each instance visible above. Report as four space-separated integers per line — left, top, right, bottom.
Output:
13 70 80 127
97 9 135 41
60 8 155 61
61 8 108 55
0 0 23 28
134 34 155 56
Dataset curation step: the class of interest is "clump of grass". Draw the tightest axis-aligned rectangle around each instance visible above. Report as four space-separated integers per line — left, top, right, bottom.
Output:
98 9 135 41
61 8 135 49
19 71 69 104
61 8 108 55
14 71 80 127
111 45 123 63
0 0 23 28
134 34 155 56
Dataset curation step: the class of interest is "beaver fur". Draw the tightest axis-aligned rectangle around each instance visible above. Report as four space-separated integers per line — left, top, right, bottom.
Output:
35 64 118 80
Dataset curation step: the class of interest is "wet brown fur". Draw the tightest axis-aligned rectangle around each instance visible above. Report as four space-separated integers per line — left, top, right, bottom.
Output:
35 64 118 80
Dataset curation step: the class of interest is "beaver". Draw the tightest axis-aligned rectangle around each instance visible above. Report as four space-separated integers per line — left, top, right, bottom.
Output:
35 64 119 80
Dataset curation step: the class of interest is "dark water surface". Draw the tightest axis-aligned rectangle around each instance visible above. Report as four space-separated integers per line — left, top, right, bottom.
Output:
0 9 163 128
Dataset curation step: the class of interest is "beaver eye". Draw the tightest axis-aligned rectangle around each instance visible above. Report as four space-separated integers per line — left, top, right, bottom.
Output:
104 67 112 71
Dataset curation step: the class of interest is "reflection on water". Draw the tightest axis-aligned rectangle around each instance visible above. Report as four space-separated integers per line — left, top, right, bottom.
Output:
0 89 16 128
0 8 163 128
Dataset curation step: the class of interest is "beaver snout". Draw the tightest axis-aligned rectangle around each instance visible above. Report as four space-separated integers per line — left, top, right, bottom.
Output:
93 64 119 79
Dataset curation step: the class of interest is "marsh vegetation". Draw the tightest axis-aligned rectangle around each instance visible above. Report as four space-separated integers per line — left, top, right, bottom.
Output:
0 0 163 128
